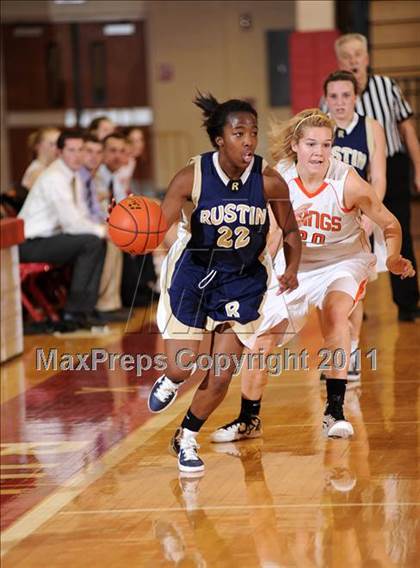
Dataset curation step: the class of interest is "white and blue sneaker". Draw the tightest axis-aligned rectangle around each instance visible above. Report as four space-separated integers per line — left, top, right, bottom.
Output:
148 375 184 413
169 427 183 456
178 436 204 473
170 427 205 473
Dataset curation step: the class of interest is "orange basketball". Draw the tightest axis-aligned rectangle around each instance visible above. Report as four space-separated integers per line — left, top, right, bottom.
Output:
108 196 168 255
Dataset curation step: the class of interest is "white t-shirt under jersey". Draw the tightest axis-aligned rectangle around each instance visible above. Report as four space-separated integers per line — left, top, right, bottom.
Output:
274 157 370 269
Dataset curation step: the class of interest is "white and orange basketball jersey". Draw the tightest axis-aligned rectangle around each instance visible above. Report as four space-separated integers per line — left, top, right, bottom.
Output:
275 157 370 267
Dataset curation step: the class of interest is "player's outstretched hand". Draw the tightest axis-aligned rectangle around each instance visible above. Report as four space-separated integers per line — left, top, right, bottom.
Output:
277 269 298 294
386 255 416 279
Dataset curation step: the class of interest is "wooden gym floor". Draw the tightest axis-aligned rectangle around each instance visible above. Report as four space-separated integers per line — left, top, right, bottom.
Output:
1 234 419 566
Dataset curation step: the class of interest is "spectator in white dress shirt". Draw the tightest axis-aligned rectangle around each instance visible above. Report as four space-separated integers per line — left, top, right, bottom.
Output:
96 132 157 307
80 134 128 322
18 129 107 330
96 133 128 208
79 134 105 223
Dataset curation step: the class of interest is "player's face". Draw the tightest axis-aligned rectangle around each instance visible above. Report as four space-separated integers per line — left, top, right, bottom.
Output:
293 127 333 175
337 40 369 85
60 138 84 171
218 112 258 169
83 141 103 172
326 81 357 121
103 138 126 172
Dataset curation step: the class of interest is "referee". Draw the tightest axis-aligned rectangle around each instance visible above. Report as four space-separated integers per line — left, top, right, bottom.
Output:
323 33 420 322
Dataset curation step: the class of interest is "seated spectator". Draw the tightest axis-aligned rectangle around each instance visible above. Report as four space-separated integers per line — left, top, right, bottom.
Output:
80 134 128 322
119 127 147 194
96 133 157 307
21 127 60 190
18 129 107 331
96 133 129 208
89 116 115 141
127 127 146 162
79 134 105 223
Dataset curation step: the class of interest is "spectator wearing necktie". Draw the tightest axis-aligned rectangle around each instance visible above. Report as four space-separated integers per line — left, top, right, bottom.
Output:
92 133 129 321
79 134 104 223
96 133 128 208
96 132 157 308
18 129 107 331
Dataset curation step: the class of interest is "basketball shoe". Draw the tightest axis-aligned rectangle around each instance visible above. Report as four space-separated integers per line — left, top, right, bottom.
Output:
169 427 205 473
322 394 354 438
148 375 184 413
210 415 262 443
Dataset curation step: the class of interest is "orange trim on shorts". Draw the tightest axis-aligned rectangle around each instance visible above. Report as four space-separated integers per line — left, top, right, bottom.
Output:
294 177 328 198
354 278 368 305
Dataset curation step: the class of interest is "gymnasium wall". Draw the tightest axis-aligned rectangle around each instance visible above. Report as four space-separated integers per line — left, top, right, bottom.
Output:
7 0 416 188
147 0 295 187
369 0 420 77
369 0 420 132
1 0 298 191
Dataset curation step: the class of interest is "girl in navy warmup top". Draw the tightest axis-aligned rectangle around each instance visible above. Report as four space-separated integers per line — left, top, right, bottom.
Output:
325 70 387 381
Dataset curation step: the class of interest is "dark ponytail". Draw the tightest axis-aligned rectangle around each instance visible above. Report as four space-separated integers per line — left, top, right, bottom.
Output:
193 91 220 118
193 91 257 148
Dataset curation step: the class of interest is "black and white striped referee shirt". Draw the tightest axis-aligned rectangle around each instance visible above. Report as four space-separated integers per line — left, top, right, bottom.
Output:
321 74 413 158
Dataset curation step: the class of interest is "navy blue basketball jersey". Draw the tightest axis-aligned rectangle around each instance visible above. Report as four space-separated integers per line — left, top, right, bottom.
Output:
331 113 369 180
185 151 269 272
159 151 271 332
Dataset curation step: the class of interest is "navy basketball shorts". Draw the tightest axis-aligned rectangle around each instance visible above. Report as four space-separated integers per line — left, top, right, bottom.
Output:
157 246 271 342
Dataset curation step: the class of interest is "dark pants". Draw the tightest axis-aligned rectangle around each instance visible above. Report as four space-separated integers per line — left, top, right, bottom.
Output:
383 153 419 311
121 252 156 307
19 234 106 313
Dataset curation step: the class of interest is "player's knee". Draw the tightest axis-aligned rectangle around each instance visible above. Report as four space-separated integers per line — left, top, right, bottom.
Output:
323 305 350 329
212 371 233 394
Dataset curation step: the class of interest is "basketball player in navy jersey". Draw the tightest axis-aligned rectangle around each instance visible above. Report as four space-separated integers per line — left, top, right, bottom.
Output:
324 70 386 381
148 93 301 473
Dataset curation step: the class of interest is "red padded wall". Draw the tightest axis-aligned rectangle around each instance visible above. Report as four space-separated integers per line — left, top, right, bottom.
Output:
290 30 340 113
